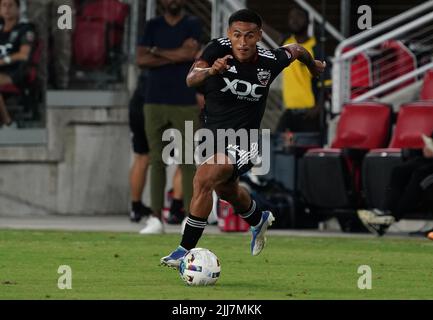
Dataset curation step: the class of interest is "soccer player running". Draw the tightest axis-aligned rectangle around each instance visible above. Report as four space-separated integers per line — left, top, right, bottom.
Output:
161 9 325 268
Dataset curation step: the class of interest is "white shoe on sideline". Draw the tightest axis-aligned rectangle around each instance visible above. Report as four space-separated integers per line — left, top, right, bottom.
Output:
139 216 164 234
357 209 395 236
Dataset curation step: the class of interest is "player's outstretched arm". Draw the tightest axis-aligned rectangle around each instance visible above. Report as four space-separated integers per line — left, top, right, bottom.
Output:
186 55 233 87
282 43 326 78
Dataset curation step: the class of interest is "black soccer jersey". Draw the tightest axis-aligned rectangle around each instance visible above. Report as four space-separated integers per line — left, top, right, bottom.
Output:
199 37 292 132
0 18 36 60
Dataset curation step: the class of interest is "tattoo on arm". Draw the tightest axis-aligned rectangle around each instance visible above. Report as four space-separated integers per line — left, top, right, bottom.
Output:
283 44 314 67
186 66 212 87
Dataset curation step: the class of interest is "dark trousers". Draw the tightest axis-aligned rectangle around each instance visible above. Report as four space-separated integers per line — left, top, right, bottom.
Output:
384 157 433 220
276 108 320 133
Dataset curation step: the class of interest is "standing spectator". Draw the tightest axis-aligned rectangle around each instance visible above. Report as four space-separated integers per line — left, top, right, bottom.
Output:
25 0 74 89
276 5 322 134
0 0 36 126
136 0 202 234
166 166 185 225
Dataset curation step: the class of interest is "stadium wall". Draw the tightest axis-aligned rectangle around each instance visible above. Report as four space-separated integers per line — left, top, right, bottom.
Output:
0 91 131 216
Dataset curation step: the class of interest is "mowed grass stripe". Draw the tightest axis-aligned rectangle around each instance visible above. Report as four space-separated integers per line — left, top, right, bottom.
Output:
0 230 432 299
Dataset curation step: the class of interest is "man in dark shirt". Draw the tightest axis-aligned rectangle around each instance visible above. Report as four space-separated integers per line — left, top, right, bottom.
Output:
160 9 325 268
136 0 202 234
0 0 36 126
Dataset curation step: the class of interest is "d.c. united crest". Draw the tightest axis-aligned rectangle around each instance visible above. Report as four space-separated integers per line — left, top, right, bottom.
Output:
257 69 271 86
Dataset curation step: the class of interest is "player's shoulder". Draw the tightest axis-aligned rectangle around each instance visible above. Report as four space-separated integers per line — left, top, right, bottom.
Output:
257 45 278 61
202 37 232 53
200 38 232 63
213 37 232 48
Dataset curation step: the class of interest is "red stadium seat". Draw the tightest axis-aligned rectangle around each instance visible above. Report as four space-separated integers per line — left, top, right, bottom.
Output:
388 102 433 148
363 101 433 209
81 0 130 26
81 0 129 49
300 102 392 210
419 69 433 101
73 0 129 71
73 17 107 69
378 40 416 94
343 46 374 99
331 103 391 149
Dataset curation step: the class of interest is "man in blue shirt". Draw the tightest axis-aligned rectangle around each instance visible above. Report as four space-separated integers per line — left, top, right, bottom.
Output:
136 0 202 234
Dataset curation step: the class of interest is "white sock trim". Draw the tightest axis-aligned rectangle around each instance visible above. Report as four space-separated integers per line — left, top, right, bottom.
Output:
186 217 207 228
239 200 256 219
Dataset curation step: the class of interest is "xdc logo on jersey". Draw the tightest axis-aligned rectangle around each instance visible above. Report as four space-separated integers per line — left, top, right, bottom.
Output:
221 78 266 99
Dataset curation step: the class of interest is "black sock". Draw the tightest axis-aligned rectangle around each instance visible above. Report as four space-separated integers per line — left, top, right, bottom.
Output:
238 200 262 227
180 214 207 250
132 201 143 212
170 199 184 217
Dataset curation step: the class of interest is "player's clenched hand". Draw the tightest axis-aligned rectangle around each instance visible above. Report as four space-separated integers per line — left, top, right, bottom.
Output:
210 55 233 75
310 60 326 78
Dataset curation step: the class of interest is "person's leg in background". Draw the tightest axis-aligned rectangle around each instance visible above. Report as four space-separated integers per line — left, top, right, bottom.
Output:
383 158 426 219
128 85 152 223
139 104 169 234
167 166 185 224
358 157 429 235
276 109 296 148
0 94 11 126
302 106 321 132
129 153 151 221
0 73 15 126
170 105 199 222
51 0 75 89
390 161 433 221
275 109 293 133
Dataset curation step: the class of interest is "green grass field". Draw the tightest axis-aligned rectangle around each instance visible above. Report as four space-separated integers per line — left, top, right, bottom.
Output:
1 229 433 300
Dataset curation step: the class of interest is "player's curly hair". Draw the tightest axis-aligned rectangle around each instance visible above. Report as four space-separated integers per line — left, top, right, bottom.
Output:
228 9 262 28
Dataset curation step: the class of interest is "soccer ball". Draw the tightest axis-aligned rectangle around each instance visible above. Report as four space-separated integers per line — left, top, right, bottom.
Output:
179 248 221 286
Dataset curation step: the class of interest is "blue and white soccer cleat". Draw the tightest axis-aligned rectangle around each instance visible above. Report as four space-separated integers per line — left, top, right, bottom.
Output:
160 246 188 269
250 211 275 256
